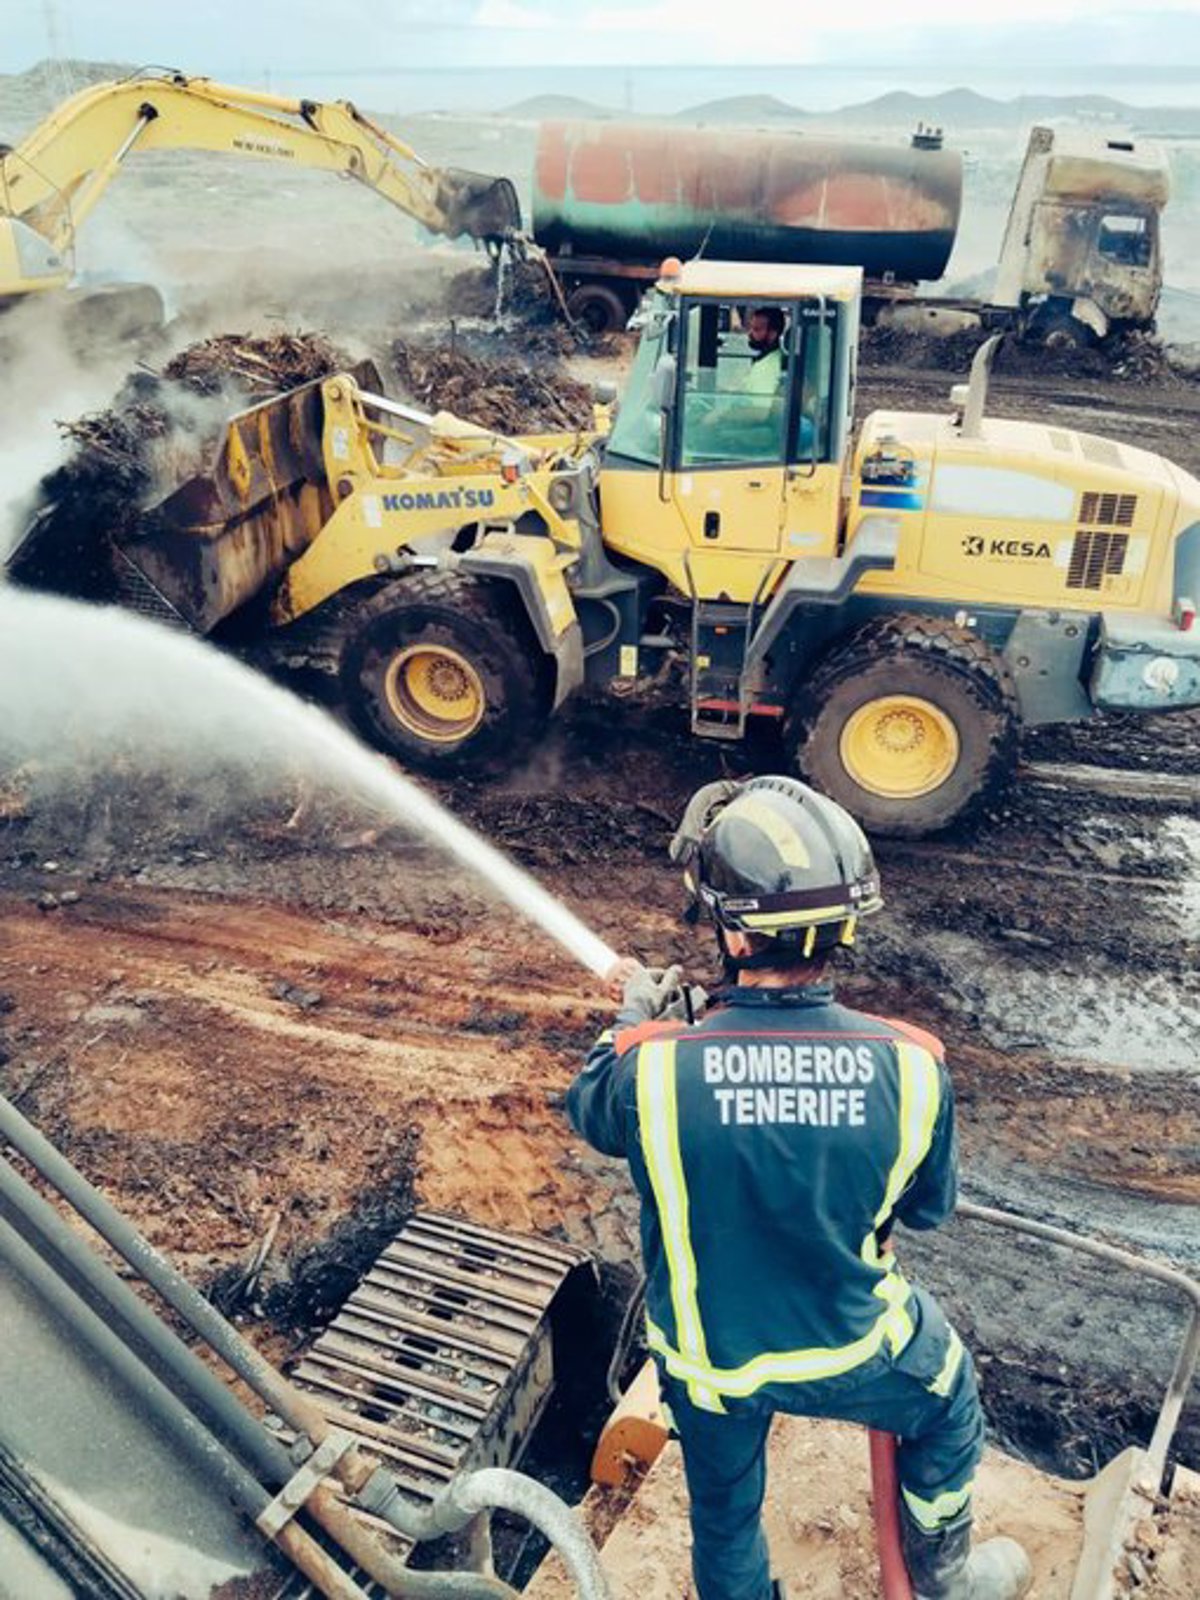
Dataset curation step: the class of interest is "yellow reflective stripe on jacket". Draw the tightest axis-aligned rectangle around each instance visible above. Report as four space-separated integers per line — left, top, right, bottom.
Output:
645 1270 914 1396
636 1039 724 1413
901 1481 974 1530
875 1040 941 1229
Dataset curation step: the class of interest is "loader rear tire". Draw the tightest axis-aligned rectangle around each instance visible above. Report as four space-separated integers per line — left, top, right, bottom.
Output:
786 614 1019 838
340 571 546 775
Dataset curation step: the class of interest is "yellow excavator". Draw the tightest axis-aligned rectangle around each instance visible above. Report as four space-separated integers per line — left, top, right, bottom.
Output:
11 259 1200 836
0 67 521 335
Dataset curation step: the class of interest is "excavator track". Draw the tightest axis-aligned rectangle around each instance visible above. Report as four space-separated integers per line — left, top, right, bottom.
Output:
284 1210 594 1556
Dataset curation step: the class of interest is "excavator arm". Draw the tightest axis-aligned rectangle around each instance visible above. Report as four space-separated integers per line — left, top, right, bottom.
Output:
0 69 523 298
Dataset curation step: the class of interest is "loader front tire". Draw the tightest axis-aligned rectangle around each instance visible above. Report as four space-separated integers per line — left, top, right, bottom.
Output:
340 571 546 775
786 614 1019 837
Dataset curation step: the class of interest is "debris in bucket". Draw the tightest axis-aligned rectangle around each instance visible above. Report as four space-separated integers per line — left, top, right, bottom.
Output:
160 331 354 397
7 332 354 600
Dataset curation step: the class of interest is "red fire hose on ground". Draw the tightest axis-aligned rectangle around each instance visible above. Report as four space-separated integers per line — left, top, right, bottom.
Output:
869 1429 916 1600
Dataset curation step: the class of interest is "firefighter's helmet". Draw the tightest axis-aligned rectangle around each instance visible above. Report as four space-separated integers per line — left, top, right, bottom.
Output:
678 776 883 959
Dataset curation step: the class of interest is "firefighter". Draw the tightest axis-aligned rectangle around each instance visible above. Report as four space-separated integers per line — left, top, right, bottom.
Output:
567 776 1032 1600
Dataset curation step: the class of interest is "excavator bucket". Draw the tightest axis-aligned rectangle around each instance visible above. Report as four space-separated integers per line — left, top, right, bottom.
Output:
434 169 524 245
9 359 380 634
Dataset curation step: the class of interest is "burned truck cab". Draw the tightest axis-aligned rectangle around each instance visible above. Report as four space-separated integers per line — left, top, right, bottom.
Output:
992 125 1169 343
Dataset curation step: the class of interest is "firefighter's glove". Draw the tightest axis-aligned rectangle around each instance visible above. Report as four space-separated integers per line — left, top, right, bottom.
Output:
617 964 706 1024
668 780 744 868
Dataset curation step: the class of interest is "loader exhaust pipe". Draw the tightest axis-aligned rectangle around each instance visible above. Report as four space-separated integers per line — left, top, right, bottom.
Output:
957 333 1004 439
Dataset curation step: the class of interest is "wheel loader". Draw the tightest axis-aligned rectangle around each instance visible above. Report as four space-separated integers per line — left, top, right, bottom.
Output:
11 258 1200 835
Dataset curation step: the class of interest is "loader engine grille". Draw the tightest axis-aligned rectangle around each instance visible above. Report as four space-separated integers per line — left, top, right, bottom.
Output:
1078 436 1126 470
1067 530 1130 590
1079 491 1137 528
285 1210 593 1554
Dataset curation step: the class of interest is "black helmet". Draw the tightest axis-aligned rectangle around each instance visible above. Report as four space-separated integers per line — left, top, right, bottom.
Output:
682 776 883 960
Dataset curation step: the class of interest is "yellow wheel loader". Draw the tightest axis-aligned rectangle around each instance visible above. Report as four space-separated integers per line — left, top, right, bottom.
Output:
12 261 1200 835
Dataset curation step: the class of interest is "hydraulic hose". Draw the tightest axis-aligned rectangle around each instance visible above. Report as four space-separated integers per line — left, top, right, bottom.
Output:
0 1093 606 1598
868 1430 914 1600
359 1466 611 1600
0 1207 372 1600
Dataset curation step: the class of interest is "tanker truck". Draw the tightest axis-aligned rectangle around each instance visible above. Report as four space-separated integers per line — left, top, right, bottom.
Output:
535 120 1169 345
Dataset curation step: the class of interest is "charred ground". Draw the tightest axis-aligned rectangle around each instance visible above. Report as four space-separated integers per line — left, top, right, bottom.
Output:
1 307 1197 1515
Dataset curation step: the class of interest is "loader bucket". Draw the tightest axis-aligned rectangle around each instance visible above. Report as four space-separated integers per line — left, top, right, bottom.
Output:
7 359 382 634
125 358 382 633
435 169 524 244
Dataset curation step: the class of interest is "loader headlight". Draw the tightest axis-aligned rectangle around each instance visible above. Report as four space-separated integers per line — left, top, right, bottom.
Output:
548 477 575 515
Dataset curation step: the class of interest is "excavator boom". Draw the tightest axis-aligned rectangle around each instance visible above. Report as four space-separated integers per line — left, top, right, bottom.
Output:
0 69 523 299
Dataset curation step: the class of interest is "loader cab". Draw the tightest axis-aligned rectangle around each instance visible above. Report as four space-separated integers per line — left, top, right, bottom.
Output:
603 261 862 601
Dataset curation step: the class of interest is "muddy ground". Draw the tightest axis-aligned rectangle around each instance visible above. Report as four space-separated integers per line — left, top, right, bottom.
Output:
1 318 1198 1585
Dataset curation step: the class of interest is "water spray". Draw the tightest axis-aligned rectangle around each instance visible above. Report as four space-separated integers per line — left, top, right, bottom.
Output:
0 590 620 979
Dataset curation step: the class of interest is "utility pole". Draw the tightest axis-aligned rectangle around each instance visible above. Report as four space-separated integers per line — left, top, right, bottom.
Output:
41 0 77 105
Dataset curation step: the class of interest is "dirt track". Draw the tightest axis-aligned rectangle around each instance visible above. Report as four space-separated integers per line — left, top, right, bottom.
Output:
1 338 1198 1521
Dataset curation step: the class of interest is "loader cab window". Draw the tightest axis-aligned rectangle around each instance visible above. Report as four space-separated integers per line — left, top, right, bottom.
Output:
793 299 838 464
606 314 669 467
1097 213 1152 269
677 301 789 467
675 298 840 469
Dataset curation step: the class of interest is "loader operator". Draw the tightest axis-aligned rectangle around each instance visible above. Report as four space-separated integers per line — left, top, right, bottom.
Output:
741 305 786 393
568 776 1032 1600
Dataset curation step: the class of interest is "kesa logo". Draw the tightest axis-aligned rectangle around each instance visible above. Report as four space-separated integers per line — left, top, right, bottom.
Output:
962 534 1051 559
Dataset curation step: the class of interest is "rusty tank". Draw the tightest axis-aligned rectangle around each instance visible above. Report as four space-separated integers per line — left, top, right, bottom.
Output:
533 121 963 285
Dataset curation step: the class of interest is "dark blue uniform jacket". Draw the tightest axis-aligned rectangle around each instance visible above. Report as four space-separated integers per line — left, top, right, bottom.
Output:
567 984 956 1404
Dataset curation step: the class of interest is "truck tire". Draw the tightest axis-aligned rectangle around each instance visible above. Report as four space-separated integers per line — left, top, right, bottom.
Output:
565 282 630 335
786 614 1019 837
339 570 546 775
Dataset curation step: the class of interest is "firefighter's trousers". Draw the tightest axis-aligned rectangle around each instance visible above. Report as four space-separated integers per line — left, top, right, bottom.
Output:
660 1290 985 1600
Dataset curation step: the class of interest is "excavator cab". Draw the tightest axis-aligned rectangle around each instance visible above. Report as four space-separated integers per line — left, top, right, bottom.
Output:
602 261 862 599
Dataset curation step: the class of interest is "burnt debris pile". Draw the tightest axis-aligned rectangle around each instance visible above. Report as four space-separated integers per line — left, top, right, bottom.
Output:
5 332 354 603
860 321 1190 384
392 338 594 434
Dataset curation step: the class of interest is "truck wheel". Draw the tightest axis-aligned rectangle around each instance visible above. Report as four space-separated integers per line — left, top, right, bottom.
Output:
786 615 1019 837
340 570 546 774
565 282 630 335
1027 306 1092 349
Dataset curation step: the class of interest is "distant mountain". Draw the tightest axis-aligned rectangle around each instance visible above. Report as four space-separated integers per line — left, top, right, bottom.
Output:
10 58 130 92
836 87 1125 122
501 94 613 121
678 93 807 124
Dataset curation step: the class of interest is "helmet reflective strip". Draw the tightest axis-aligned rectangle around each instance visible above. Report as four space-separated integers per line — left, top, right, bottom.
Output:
636 1039 724 1413
741 903 851 929
726 795 811 867
901 1481 974 1531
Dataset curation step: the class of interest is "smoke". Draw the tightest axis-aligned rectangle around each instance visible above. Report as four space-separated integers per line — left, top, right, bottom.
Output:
0 302 134 563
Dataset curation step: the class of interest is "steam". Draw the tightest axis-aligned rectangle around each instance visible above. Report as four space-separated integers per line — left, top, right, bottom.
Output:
0 304 132 562
0 589 618 978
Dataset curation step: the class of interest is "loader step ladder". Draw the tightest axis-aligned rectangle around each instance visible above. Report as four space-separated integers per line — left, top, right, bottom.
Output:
285 1210 594 1562
690 599 756 740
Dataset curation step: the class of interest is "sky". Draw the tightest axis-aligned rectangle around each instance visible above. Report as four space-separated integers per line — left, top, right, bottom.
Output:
10 1 1200 108
12 0 1200 72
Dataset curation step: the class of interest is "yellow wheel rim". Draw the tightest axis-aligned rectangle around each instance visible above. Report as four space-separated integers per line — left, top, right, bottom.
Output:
840 695 960 800
384 645 485 744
